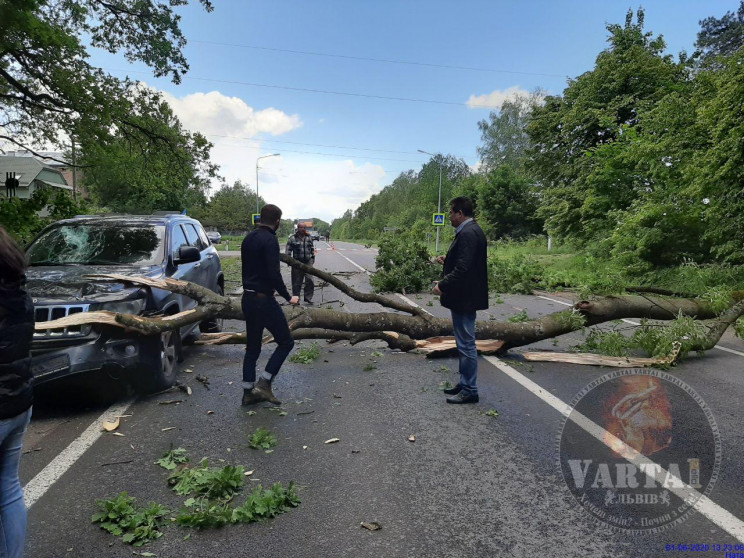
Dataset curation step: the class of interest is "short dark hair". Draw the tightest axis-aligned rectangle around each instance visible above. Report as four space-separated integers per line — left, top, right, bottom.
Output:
449 196 474 217
0 225 27 286
260 204 282 225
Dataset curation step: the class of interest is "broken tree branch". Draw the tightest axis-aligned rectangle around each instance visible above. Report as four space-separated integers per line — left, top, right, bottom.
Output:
33 271 744 363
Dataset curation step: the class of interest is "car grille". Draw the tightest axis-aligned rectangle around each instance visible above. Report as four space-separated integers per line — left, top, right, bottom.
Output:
34 305 92 338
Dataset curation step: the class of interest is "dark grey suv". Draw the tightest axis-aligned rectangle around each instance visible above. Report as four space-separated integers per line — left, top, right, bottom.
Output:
24 214 224 392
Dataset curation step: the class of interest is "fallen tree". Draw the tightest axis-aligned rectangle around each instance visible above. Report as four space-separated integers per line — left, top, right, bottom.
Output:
36 255 744 363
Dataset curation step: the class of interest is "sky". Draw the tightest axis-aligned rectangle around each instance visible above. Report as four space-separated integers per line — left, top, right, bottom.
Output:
87 0 737 222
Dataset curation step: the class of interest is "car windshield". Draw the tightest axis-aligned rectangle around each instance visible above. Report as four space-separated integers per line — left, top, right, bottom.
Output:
26 224 165 266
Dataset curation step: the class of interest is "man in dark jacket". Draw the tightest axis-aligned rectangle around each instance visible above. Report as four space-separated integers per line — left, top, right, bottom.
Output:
241 204 299 406
0 225 34 557
285 223 315 304
433 197 488 404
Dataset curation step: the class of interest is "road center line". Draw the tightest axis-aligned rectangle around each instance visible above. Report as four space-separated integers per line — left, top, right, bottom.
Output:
482 355 744 542
333 250 369 275
24 398 135 509
537 294 744 358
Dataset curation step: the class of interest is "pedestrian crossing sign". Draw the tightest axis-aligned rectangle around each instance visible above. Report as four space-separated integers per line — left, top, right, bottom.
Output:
432 213 446 226
252 213 260 225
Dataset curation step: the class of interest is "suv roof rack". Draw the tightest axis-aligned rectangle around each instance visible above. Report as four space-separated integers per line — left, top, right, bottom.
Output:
152 211 185 216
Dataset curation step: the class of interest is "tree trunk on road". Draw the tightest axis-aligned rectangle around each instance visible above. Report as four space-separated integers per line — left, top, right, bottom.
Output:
37 258 744 361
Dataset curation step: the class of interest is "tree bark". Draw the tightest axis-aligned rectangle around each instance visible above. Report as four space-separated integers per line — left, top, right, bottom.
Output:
35 270 744 359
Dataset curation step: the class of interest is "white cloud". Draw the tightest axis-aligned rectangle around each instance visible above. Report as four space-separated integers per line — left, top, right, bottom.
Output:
470 160 483 174
466 86 533 110
159 90 302 138
213 150 387 222
144 86 388 222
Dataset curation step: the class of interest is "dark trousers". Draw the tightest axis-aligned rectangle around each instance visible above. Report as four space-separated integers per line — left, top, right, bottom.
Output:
242 293 295 385
291 265 315 302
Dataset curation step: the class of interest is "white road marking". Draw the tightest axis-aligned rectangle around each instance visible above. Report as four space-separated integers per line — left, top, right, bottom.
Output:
483 355 744 542
333 249 370 275
537 294 744 358
24 398 135 509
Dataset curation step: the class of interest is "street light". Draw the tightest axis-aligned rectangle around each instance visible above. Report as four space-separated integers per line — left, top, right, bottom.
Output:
418 149 443 253
255 153 280 215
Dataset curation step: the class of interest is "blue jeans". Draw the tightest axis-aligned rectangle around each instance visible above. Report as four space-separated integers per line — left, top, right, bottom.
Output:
242 293 295 385
451 310 478 396
0 406 31 558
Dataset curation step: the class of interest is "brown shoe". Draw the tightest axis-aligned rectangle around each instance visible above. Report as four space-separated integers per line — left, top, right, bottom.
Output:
241 389 265 406
252 377 281 405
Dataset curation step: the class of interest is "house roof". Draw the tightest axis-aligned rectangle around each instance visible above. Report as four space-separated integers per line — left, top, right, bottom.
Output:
0 155 69 188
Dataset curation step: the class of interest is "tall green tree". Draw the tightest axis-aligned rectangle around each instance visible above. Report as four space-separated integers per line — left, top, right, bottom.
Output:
526 8 687 243
477 166 543 240
476 91 542 172
80 90 217 213
199 181 264 232
0 0 213 158
695 1 744 66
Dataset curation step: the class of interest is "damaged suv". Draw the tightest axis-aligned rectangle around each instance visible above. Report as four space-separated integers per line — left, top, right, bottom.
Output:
25 214 224 392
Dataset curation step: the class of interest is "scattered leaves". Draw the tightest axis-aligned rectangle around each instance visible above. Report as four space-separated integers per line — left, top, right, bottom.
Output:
289 343 321 364
248 428 277 450
408 435 416 442
360 521 382 531
91 493 169 547
324 438 340 444
155 447 189 471
169 460 245 500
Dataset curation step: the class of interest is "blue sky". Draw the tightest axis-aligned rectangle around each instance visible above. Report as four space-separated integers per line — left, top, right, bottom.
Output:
91 0 736 222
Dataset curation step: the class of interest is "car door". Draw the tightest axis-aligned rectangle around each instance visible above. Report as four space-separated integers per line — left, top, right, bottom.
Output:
169 223 202 312
181 223 212 290
194 223 221 293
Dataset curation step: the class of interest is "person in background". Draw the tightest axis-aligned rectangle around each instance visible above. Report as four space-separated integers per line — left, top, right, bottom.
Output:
241 205 299 406
285 222 316 305
433 197 488 404
0 225 35 558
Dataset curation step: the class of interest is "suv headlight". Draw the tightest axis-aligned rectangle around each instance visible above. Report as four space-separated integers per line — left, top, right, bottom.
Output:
99 298 146 316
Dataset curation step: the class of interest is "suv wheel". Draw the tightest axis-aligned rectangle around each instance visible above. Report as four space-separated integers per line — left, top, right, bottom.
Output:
200 285 224 334
137 329 180 393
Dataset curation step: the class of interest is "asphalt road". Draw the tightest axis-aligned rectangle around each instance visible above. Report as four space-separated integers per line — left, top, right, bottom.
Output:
21 240 744 557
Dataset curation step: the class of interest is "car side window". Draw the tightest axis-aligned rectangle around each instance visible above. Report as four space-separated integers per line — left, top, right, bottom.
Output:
183 223 204 251
196 225 211 248
171 224 189 259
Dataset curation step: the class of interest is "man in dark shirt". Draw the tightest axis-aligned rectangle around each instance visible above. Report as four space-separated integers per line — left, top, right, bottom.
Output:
433 197 488 404
241 204 299 405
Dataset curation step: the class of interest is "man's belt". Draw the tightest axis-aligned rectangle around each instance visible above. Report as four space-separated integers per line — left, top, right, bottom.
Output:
243 289 268 298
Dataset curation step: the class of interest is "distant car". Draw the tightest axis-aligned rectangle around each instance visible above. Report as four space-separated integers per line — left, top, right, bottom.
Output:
206 231 222 244
309 230 320 242
24 214 224 393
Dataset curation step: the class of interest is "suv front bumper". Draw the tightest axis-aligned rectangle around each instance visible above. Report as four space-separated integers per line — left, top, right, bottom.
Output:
30 331 151 385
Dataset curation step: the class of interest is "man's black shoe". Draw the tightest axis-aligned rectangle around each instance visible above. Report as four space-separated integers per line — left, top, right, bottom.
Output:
446 392 479 404
304 300 314 305
442 384 462 395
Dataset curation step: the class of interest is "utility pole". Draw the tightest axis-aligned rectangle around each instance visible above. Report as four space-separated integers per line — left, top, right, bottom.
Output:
255 153 280 215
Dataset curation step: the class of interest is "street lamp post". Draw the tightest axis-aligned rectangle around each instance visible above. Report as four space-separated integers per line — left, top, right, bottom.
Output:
255 153 280 215
418 149 443 253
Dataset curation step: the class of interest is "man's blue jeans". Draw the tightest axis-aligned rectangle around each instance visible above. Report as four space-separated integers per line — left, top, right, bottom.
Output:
451 310 478 396
242 293 295 387
0 406 31 558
